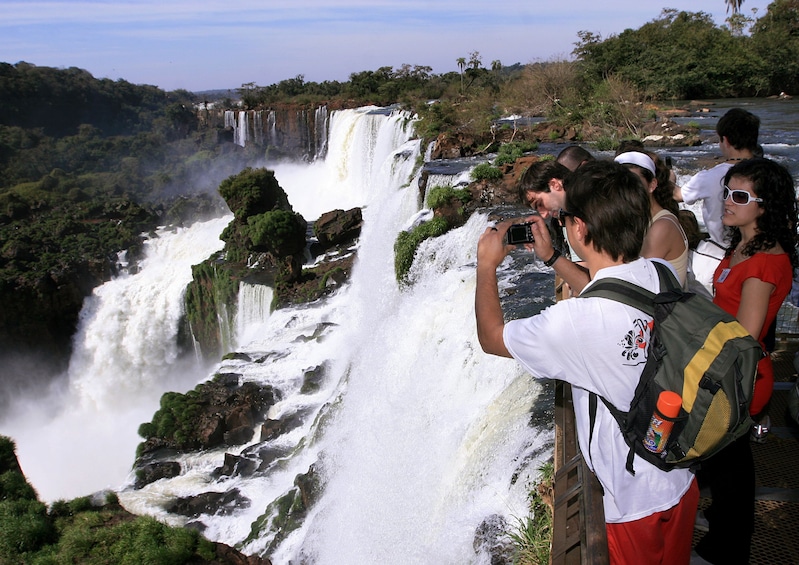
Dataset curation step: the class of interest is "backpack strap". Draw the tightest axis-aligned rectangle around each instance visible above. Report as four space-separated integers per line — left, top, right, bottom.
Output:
581 260 679 315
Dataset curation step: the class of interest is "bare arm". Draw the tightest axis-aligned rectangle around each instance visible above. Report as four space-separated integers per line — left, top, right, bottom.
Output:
475 224 512 357
736 277 775 340
673 184 684 203
641 217 681 262
527 214 591 294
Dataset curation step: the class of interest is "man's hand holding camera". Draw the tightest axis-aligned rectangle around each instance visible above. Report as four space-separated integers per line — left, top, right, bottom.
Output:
477 212 558 270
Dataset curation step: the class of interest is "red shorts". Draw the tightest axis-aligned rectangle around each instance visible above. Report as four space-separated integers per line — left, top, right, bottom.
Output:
605 478 699 565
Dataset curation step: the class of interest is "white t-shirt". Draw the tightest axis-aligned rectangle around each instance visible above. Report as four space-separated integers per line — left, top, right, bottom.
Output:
681 162 732 246
503 258 694 523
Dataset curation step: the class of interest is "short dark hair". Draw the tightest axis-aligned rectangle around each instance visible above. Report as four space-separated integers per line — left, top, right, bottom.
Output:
556 145 595 171
716 108 760 151
564 160 650 262
517 160 570 203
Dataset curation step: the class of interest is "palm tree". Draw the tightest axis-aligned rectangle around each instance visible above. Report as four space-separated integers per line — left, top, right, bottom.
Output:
456 57 466 94
725 0 744 13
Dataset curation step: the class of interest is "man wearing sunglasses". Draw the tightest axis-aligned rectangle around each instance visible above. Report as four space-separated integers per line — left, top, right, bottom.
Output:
476 160 698 564
674 108 761 246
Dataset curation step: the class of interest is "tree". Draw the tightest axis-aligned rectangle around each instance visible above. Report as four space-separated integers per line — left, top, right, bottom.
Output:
726 0 744 13
573 9 768 98
751 0 799 94
456 57 466 94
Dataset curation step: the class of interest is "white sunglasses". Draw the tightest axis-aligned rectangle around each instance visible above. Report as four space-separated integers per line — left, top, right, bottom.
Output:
723 185 763 205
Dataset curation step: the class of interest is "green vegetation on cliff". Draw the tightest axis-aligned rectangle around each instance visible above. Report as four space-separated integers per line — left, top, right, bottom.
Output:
0 435 227 565
394 185 472 282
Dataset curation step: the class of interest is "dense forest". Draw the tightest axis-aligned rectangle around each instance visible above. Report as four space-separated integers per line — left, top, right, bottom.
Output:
1 2 798 387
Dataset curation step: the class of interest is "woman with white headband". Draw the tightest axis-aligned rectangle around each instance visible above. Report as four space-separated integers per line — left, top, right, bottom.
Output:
614 150 689 286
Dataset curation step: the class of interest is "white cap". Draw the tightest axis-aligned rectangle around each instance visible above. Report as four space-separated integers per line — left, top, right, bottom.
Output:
615 151 656 175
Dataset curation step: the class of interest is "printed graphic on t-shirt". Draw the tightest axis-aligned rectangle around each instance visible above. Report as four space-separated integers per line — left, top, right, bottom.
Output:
619 318 652 365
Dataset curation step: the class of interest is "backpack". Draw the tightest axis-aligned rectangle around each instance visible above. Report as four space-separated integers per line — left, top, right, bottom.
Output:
581 260 763 475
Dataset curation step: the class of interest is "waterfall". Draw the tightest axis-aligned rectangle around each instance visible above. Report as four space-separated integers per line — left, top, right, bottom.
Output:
253 110 264 146
0 105 553 563
269 106 421 220
315 105 329 159
224 110 236 140
267 110 277 147
117 107 552 564
0 216 232 502
237 110 248 147
236 282 274 347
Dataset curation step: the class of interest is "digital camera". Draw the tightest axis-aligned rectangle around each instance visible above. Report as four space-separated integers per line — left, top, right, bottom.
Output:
506 222 535 245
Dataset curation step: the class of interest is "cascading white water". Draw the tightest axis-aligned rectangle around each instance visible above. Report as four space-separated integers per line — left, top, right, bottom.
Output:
237 111 248 147
0 216 232 502
253 110 264 146
236 282 274 346
267 110 277 147
315 105 329 159
0 105 552 563
269 106 419 221
116 107 552 564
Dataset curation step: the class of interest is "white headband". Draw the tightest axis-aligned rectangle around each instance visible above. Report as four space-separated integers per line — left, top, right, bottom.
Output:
614 151 656 175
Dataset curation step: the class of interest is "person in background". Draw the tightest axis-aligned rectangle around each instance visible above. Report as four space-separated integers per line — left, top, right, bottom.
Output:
532 152 688 296
556 144 595 171
517 159 586 298
615 150 690 287
692 158 799 565
674 108 761 247
679 210 703 249
476 160 698 565
518 159 571 220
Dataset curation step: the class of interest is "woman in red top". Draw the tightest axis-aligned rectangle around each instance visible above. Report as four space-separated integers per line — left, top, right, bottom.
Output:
694 158 798 565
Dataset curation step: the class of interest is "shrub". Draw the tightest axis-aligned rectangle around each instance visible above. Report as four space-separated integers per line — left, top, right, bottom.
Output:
394 216 449 281
471 163 503 181
494 141 539 166
48 514 215 564
507 461 554 565
137 390 203 449
246 209 307 256
426 185 471 209
0 497 55 559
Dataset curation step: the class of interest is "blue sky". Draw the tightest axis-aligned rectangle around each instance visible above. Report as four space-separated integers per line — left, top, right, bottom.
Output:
0 1 773 93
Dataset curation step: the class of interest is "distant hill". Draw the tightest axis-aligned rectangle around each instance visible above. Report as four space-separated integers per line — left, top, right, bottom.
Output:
194 88 241 102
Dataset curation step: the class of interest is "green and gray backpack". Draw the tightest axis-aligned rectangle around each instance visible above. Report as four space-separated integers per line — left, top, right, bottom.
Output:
582 260 763 474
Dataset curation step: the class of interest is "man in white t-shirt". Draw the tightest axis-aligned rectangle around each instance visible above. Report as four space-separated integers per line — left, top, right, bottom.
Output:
476 161 698 565
675 107 760 246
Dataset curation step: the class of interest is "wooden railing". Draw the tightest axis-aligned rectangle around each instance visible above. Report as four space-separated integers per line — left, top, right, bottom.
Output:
550 381 609 565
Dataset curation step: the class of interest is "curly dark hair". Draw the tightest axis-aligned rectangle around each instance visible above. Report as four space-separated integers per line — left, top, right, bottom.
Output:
724 158 799 270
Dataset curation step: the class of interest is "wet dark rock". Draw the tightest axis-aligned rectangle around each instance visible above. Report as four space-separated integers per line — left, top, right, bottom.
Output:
134 461 182 490
214 453 259 478
313 208 362 250
300 364 326 394
223 425 255 446
474 514 515 565
137 381 280 459
214 372 242 387
223 352 253 362
258 408 310 442
166 487 250 518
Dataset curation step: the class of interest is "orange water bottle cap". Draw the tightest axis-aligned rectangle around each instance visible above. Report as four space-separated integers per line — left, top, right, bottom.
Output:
657 391 682 418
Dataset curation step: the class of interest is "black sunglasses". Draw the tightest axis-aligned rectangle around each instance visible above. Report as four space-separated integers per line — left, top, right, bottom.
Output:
558 209 577 223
